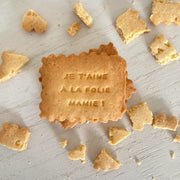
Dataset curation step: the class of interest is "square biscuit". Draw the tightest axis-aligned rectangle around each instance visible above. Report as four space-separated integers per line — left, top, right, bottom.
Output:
59 43 136 129
149 34 179 65
116 9 150 44
150 0 180 25
40 53 127 123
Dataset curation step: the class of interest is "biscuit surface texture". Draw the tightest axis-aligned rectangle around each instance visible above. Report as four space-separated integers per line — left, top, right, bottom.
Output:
153 114 178 131
22 9 47 33
40 52 127 123
149 35 179 65
0 51 29 82
174 135 180 143
68 145 86 162
94 148 121 171
73 1 93 27
0 123 30 151
116 9 150 44
127 102 153 130
109 127 130 145
67 22 81 36
150 0 180 25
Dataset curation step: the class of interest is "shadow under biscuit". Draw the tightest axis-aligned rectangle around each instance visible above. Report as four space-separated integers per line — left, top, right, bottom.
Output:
84 127 117 163
49 122 81 151
0 106 26 128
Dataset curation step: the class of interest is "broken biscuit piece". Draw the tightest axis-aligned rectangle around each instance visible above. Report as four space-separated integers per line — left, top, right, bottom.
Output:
73 1 93 28
116 9 150 44
150 0 180 25
0 51 29 82
60 139 68 148
127 102 153 130
174 135 180 143
153 114 178 131
67 22 81 36
109 127 130 145
68 145 86 163
94 148 121 171
22 9 47 33
149 34 179 65
0 122 30 151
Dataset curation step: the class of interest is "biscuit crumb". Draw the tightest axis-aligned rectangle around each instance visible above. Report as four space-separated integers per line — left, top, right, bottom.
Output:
153 114 178 131
116 9 150 44
60 139 68 148
149 34 179 65
22 9 47 33
68 145 86 162
109 127 130 145
136 160 141 165
104 8 107 11
0 122 30 151
0 51 29 82
152 177 155 180
67 22 81 36
94 148 121 171
127 102 153 130
150 0 180 25
132 1 135 5
171 151 175 159
58 24 61 27
73 1 93 28
174 135 180 143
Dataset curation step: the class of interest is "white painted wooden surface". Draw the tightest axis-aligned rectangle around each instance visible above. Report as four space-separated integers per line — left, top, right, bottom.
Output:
0 0 180 179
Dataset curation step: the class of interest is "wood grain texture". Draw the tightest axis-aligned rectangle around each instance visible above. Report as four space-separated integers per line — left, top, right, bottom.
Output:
0 0 180 179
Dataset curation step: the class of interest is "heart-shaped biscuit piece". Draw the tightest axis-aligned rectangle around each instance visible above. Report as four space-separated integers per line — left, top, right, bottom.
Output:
22 9 47 34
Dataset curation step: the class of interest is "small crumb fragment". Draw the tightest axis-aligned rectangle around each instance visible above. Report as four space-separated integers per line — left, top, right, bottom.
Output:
67 22 81 36
136 160 141 165
153 113 178 131
152 177 155 180
171 151 175 159
174 135 180 143
94 148 121 171
60 139 68 148
132 1 135 5
73 1 93 28
127 102 153 130
68 145 86 163
149 34 179 65
109 127 130 145
58 24 60 27
104 8 107 11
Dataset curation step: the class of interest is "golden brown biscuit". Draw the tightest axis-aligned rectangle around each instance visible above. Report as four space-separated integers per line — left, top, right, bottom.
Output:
73 1 93 28
0 122 30 151
127 102 153 130
68 145 86 163
0 51 29 82
116 9 150 44
60 139 68 148
109 127 130 145
149 34 179 65
153 113 178 131
67 22 81 36
94 148 121 171
22 9 47 33
174 135 180 143
59 43 136 129
39 52 127 123
150 0 180 25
